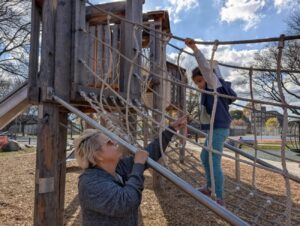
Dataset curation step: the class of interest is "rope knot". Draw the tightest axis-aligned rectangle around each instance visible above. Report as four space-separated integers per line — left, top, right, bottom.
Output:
213 40 219 51
282 168 289 177
278 34 285 49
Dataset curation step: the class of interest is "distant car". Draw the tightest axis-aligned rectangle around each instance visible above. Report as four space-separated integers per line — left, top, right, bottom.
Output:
0 135 9 148
238 137 255 146
0 131 16 140
8 134 17 140
228 137 254 149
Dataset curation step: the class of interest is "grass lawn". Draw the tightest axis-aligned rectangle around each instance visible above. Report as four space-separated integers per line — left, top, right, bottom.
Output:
240 144 280 151
257 143 282 150
240 142 293 151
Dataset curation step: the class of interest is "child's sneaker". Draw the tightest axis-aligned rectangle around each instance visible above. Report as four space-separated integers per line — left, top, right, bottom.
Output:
216 199 225 207
197 185 211 197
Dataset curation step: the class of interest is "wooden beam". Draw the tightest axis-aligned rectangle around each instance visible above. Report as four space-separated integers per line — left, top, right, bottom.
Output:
35 0 44 9
55 0 72 101
119 0 144 140
54 0 72 223
111 24 119 83
119 0 143 98
103 25 111 81
86 1 126 19
96 25 104 88
35 104 63 226
86 25 96 87
34 1 57 225
150 22 163 189
143 11 170 33
28 0 41 104
34 0 71 225
88 13 125 26
71 0 86 99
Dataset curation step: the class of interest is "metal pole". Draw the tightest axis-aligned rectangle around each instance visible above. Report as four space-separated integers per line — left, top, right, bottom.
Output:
148 106 300 184
53 94 248 226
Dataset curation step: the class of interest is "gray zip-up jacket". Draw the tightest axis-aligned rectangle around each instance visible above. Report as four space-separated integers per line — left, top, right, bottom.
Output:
78 128 175 226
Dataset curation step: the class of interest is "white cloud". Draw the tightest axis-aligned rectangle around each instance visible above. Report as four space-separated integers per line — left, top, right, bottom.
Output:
168 41 264 99
219 0 266 31
273 0 300 13
166 0 199 24
168 0 198 14
212 0 223 8
273 0 285 8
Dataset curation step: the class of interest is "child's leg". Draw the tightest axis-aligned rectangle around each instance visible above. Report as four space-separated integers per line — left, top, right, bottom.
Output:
200 137 211 188
211 128 229 199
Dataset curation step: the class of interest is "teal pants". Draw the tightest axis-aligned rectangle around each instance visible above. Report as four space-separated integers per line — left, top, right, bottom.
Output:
201 128 229 199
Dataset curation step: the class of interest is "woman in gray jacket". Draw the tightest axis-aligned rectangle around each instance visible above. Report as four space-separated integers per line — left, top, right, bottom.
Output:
74 116 187 226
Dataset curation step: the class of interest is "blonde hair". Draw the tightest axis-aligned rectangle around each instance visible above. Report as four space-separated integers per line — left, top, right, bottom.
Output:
74 129 103 169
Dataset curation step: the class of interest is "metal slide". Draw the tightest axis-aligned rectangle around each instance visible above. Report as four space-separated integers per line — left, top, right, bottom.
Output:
0 82 30 129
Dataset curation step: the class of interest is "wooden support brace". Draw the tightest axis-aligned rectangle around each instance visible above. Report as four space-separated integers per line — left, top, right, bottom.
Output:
33 0 71 225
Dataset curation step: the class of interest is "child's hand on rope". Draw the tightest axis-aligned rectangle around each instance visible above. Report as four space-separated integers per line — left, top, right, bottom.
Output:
170 115 187 131
185 38 198 52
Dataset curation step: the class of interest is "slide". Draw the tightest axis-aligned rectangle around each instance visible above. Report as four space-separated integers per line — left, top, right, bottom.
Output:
0 82 30 129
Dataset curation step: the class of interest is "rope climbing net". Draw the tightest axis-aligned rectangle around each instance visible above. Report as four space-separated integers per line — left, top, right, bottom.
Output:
66 1 300 225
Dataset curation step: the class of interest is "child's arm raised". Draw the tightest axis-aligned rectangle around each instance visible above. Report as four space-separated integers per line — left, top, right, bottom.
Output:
185 38 221 89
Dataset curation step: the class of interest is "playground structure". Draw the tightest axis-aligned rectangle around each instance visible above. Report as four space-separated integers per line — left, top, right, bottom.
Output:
0 82 29 129
1 0 300 225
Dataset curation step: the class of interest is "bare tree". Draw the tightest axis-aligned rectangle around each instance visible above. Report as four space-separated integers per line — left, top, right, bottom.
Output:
0 0 31 84
288 12 300 35
253 12 300 115
0 76 11 98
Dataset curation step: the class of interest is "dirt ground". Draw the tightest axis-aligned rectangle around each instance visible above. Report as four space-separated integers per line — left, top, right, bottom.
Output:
0 149 300 226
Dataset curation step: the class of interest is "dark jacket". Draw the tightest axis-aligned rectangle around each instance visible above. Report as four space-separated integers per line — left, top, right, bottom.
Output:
193 49 237 130
78 128 175 226
201 78 237 130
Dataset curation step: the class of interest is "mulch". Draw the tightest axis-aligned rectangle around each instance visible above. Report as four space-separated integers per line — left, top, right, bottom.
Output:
0 149 299 226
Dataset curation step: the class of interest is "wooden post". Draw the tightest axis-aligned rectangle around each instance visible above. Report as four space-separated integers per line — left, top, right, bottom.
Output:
119 0 143 139
103 25 111 83
119 0 143 99
96 25 103 88
28 0 41 104
112 24 119 86
86 25 96 86
143 116 148 147
150 22 164 189
72 0 86 99
34 0 72 225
